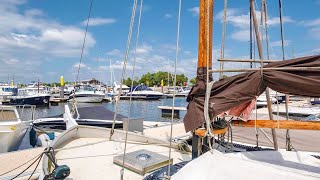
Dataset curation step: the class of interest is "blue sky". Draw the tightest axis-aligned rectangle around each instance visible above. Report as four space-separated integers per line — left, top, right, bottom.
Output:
0 0 319 84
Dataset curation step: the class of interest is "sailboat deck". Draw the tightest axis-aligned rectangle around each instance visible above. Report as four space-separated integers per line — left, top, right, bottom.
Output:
55 137 190 180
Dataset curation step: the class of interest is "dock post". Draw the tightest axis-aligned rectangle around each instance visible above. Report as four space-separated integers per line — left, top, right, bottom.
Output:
60 76 65 99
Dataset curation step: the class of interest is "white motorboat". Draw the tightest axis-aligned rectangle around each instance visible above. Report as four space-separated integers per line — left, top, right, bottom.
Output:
70 85 105 103
0 84 18 103
113 81 130 96
256 94 278 108
125 85 164 100
0 105 30 153
272 105 320 117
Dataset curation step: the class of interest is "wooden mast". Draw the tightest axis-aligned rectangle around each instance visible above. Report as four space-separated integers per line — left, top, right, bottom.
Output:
250 0 278 150
197 0 213 82
192 0 214 160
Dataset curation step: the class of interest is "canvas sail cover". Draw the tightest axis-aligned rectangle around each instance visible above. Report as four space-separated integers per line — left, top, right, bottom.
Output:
183 55 320 132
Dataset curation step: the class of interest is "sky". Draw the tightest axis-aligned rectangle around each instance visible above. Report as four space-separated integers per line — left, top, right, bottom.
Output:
0 0 319 84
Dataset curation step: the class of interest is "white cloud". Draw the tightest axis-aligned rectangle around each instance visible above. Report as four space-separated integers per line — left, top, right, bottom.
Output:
81 17 116 26
188 7 199 16
73 63 87 68
0 1 97 81
111 61 141 70
164 13 172 19
216 9 294 42
136 44 153 54
270 40 291 47
2 58 19 65
107 49 122 56
303 18 320 39
230 29 250 42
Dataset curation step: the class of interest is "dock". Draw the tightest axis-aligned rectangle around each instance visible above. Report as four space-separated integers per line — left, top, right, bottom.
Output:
49 97 69 103
157 105 187 119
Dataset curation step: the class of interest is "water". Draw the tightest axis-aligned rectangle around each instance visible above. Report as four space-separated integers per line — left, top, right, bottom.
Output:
18 97 188 121
17 97 188 150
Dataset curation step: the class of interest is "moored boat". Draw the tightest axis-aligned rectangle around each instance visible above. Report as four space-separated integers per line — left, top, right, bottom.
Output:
0 105 31 153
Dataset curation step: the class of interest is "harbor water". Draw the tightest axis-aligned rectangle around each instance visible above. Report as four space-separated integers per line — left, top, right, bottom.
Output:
17 97 188 150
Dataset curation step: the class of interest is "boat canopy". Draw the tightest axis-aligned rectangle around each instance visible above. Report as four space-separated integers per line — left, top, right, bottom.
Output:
184 55 320 132
129 85 152 92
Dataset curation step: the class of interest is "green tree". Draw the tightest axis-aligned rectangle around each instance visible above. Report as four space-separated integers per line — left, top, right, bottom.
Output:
189 77 196 85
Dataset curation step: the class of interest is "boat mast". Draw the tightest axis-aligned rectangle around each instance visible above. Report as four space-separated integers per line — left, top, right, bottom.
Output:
192 0 214 160
197 0 213 83
250 0 278 150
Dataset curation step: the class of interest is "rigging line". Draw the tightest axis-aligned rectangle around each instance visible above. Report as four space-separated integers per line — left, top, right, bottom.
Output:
278 0 292 150
0 152 43 177
120 0 143 179
167 0 182 178
75 0 94 84
249 0 253 68
110 0 138 140
263 1 270 60
219 0 227 79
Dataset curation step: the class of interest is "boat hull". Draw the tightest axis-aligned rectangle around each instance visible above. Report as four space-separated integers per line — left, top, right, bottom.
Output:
0 122 29 153
71 94 105 103
8 95 50 106
33 118 123 130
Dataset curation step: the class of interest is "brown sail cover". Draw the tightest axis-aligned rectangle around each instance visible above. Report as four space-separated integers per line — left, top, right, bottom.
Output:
183 55 320 132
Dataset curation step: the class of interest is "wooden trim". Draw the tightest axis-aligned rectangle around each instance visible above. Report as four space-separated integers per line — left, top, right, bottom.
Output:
231 120 320 130
195 127 228 137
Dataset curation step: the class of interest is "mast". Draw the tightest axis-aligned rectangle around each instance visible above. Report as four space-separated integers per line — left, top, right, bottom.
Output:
192 0 214 159
197 0 213 83
250 0 278 150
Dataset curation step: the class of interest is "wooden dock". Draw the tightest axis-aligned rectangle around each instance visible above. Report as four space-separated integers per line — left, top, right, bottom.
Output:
157 106 187 119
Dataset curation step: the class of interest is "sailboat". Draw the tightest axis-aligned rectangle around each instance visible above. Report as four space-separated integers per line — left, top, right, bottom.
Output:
2 0 319 179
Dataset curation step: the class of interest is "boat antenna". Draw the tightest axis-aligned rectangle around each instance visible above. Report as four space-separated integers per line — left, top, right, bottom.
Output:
75 0 94 85
167 0 182 178
119 0 143 179
109 0 138 139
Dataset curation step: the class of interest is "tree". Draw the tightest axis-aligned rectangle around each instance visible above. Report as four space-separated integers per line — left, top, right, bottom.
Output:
189 77 196 85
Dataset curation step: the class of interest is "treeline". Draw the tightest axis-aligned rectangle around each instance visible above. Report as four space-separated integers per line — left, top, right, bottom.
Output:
123 71 188 87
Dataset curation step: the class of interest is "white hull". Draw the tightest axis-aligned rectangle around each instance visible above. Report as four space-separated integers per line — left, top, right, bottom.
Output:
74 96 104 103
0 121 29 153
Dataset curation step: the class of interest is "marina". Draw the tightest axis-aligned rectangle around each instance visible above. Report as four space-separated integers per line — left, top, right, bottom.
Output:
0 0 320 180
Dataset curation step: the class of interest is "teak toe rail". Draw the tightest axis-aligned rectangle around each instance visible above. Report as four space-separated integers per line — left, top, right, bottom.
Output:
231 120 320 130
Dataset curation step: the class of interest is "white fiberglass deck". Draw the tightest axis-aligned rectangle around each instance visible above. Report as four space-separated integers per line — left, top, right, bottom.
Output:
54 137 190 180
173 149 320 180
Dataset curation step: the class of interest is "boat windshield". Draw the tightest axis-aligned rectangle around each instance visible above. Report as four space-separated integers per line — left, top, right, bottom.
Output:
131 85 152 92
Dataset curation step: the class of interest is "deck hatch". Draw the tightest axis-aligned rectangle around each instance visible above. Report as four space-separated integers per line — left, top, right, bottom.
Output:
113 149 173 175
